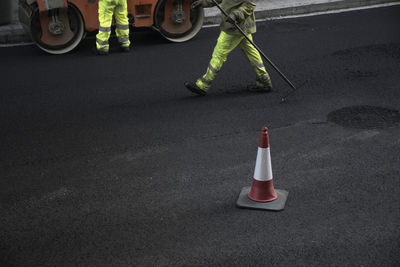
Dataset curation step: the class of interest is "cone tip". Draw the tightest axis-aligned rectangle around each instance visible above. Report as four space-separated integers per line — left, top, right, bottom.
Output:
259 126 270 148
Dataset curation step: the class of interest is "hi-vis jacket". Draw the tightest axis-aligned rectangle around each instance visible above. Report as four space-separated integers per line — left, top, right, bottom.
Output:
201 0 257 35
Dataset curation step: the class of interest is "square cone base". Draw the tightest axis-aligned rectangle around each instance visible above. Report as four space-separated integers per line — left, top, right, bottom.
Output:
236 186 288 211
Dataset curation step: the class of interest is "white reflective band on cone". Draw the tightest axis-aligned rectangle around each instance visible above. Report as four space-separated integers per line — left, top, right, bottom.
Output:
253 147 273 181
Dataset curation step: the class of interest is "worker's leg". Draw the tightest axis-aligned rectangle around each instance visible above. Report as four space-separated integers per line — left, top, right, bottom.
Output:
96 0 116 53
239 34 272 89
196 31 243 91
114 0 131 48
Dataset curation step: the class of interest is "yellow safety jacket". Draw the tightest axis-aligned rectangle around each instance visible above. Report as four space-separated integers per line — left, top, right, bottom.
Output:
201 0 257 35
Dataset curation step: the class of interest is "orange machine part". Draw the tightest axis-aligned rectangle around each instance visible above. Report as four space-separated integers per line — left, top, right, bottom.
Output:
36 0 159 34
68 0 157 31
130 0 157 27
37 0 68 12
69 0 99 31
161 0 191 34
39 8 74 45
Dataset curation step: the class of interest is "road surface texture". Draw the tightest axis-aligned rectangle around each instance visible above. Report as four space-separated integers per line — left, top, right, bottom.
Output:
0 5 399 266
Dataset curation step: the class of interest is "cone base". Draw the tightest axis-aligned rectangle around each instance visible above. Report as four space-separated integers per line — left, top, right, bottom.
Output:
236 186 288 211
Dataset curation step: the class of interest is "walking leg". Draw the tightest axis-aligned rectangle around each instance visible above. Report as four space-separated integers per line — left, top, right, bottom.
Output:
196 31 242 91
239 34 272 90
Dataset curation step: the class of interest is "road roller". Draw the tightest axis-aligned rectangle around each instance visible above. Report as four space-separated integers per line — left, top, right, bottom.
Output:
18 0 204 54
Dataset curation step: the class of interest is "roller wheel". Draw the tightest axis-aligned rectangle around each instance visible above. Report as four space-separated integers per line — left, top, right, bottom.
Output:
30 3 84 54
154 0 204 42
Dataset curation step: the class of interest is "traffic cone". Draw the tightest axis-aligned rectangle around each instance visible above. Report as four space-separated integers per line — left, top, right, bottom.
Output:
236 127 288 211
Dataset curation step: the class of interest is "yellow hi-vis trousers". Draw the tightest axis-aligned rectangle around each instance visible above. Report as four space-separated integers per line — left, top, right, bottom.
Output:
96 0 130 52
196 31 270 91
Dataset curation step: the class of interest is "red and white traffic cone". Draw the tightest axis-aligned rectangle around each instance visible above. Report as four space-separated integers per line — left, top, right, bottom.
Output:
236 127 288 211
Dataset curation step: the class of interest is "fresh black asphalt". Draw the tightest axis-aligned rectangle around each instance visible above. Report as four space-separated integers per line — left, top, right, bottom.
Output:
0 5 399 266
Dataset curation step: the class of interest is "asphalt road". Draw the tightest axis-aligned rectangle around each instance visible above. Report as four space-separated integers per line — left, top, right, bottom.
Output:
1 5 400 266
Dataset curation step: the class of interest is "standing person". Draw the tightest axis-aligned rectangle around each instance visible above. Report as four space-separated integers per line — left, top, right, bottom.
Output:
95 0 131 55
185 0 272 95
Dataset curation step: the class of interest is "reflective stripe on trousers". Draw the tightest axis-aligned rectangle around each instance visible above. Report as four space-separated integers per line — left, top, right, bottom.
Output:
196 31 268 91
96 0 130 51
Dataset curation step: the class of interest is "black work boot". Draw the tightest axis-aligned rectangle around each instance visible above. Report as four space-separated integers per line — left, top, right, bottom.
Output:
92 47 108 56
184 81 207 96
120 46 130 53
249 76 273 92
